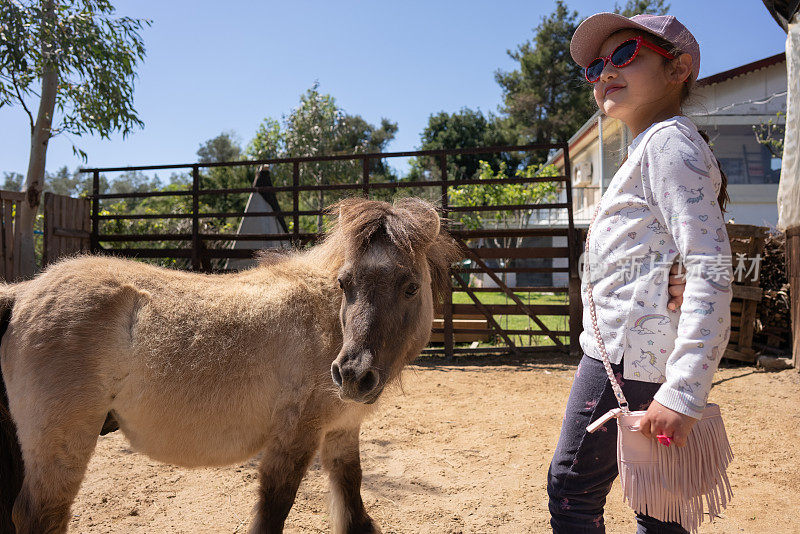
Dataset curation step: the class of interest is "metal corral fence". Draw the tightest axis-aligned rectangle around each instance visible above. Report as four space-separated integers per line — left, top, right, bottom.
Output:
80 143 582 358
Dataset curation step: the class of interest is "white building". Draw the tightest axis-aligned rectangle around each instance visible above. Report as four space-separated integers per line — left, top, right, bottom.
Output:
547 52 787 227
535 53 787 286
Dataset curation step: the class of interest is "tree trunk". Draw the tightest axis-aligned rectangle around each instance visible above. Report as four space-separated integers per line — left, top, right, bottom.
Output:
18 0 58 279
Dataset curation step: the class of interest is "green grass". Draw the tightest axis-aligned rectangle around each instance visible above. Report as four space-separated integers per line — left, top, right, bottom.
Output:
449 290 570 348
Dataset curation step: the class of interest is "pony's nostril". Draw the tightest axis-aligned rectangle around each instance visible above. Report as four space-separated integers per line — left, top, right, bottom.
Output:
331 362 343 387
358 369 379 395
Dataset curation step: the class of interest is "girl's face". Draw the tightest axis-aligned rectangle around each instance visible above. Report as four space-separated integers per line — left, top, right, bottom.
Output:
592 30 688 136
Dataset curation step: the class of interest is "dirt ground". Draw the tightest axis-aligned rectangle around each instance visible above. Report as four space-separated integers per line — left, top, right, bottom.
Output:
68 355 800 534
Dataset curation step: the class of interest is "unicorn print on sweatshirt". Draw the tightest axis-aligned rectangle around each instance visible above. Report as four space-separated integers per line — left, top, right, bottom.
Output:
579 116 732 419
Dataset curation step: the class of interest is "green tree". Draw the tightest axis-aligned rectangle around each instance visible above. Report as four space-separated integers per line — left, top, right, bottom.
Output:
37 166 162 200
449 162 559 280
45 165 92 196
97 170 227 270
406 108 513 184
753 112 785 158
495 1 594 155
494 0 669 160
246 117 283 160
613 0 670 17
247 83 398 230
108 170 163 195
0 0 149 276
335 115 398 159
196 131 253 218
248 84 398 163
2 172 24 192
197 131 242 163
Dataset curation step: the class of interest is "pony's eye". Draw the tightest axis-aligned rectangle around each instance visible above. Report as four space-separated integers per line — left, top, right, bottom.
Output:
405 283 419 298
338 277 346 291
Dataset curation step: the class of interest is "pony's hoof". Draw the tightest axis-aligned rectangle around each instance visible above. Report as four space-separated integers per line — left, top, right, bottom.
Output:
351 516 381 534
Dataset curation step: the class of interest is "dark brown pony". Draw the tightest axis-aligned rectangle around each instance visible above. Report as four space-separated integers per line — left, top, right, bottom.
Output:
0 197 460 534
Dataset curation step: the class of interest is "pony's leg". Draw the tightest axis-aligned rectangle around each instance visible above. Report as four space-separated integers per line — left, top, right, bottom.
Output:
9 387 106 534
320 426 380 534
12 424 100 534
248 422 320 534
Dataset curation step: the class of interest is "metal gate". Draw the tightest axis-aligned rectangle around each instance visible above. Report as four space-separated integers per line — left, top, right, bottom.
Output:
80 143 582 357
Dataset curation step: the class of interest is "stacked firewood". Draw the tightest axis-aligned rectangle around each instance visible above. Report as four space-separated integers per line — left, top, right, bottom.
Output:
754 230 792 352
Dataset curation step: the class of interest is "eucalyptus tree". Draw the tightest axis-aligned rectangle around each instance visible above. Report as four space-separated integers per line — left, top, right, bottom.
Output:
0 0 149 276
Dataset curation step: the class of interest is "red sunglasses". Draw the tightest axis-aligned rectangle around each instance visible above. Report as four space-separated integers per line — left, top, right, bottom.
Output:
585 35 675 83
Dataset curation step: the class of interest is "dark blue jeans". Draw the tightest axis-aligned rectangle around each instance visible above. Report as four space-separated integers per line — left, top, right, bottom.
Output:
547 354 689 534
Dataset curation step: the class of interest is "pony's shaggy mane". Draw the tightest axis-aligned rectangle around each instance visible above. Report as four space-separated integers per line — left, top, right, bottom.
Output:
257 197 461 305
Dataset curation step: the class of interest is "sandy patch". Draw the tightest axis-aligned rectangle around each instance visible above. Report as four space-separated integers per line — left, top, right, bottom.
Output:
68 356 800 533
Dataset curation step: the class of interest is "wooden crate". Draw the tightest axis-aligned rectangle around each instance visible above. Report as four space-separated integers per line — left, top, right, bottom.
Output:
725 223 768 362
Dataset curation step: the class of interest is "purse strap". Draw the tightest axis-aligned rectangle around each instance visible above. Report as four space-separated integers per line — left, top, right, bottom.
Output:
584 204 630 413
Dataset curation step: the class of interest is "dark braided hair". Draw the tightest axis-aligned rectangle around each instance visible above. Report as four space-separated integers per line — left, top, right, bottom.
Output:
696 129 730 212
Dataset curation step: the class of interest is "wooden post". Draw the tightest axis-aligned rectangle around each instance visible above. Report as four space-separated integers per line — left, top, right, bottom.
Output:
563 142 582 357
440 154 454 358
292 161 300 246
42 192 53 266
90 170 100 254
0 192 24 282
362 157 370 198
569 228 585 357
191 166 201 271
11 194 23 279
0 196 11 281
787 225 800 370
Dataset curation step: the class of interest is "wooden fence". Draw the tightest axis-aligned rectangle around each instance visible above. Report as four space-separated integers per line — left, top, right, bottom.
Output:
79 144 583 358
0 191 91 282
0 182 783 366
42 192 91 267
0 191 24 282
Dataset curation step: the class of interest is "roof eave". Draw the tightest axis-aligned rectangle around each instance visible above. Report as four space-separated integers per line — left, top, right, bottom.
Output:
697 52 786 87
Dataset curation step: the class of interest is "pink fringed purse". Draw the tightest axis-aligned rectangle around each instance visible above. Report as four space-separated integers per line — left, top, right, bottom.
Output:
583 209 733 533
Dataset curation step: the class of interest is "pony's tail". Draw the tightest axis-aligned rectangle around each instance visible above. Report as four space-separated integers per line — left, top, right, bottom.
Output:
0 286 22 534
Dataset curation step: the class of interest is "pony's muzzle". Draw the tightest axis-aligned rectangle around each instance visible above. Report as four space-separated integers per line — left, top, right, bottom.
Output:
331 350 381 402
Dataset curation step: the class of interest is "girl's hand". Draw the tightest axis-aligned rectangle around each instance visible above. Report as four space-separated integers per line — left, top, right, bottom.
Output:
638 400 698 447
667 260 686 311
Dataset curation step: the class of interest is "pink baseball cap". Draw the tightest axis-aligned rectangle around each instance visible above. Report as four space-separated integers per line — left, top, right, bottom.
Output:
570 13 701 81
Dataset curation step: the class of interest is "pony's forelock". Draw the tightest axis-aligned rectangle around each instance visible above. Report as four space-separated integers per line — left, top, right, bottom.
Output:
255 197 461 306
324 197 460 304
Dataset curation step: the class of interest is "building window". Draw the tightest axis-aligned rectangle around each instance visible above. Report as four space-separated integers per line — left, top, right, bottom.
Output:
705 124 781 184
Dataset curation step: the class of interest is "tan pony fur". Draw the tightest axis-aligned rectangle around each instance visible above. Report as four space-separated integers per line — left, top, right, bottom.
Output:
0 197 461 534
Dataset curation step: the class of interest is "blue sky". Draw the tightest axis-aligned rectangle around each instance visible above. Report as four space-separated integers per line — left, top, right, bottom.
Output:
0 0 788 179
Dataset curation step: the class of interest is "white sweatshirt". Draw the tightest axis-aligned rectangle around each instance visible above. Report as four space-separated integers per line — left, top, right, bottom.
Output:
579 116 733 419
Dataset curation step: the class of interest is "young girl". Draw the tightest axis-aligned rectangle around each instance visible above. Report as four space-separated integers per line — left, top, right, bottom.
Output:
547 13 732 534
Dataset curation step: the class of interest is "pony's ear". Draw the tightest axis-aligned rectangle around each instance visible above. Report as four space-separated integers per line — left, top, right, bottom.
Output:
394 197 441 248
